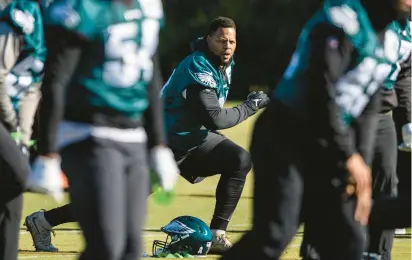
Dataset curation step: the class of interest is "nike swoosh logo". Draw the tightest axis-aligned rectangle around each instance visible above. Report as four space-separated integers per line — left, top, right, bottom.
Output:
204 71 213 76
31 217 41 235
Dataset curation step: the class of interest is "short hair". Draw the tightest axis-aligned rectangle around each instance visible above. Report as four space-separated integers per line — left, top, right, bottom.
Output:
207 16 236 35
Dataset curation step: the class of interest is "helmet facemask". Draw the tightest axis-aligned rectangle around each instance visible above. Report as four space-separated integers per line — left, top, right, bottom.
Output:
152 235 171 257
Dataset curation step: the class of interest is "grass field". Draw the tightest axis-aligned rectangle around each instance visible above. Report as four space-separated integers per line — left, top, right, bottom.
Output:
18 103 411 260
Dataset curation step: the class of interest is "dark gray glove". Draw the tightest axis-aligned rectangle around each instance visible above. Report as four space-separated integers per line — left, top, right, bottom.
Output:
245 91 270 110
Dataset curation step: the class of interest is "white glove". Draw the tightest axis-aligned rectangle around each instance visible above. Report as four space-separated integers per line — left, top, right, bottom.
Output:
28 156 64 203
150 146 179 192
399 123 412 152
5 73 33 99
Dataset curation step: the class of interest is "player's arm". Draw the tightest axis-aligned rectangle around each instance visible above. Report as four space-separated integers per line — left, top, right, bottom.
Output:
308 24 358 163
185 84 260 130
143 51 167 148
37 25 84 156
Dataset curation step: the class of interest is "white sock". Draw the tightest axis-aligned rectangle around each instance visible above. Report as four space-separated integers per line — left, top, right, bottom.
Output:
211 229 225 237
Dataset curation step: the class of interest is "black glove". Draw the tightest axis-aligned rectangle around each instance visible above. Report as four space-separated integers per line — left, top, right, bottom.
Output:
245 91 270 110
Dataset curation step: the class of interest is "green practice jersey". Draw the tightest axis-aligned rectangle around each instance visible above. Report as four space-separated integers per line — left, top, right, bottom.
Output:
161 49 235 152
274 0 399 125
1 0 46 84
45 0 163 119
383 20 411 90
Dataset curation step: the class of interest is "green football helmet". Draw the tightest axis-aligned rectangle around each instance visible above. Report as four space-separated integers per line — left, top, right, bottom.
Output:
152 216 212 257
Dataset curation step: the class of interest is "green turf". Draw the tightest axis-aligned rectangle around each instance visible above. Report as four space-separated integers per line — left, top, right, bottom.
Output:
18 103 411 259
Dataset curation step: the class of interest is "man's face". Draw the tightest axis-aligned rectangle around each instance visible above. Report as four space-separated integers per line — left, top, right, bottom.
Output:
207 27 236 65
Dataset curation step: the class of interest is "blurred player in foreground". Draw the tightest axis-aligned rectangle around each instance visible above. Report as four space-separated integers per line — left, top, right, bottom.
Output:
0 0 45 154
28 0 179 259
363 18 411 260
222 0 409 259
0 0 45 259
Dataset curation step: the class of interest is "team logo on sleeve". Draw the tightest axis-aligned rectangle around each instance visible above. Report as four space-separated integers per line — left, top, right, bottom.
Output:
12 9 34 34
329 5 359 35
194 72 216 88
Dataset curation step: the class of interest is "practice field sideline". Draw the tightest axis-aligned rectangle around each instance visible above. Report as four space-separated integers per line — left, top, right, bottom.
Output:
18 102 411 259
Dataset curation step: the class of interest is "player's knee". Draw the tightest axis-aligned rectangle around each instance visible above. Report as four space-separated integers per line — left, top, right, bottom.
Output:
233 149 252 178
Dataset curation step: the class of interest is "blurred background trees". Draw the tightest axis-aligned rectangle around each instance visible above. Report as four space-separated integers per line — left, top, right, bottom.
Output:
160 0 324 99
0 0 323 99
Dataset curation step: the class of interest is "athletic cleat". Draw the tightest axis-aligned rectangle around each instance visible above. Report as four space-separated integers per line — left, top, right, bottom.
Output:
24 210 58 252
209 234 232 254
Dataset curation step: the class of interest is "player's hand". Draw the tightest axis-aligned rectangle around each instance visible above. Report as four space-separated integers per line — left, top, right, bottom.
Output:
5 73 33 99
245 91 270 110
28 155 64 203
150 145 179 192
346 153 372 225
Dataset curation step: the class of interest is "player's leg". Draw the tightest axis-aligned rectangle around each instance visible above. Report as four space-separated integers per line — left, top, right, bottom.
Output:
43 204 75 227
302 93 380 260
0 195 23 260
25 203 75 252
209 138 251 252
393 106 411 197
370 195 411 230
0 123 29 260
122 142 149 260
367 113 397 260
303 179 367 260
392 105 411 235
61 137 127 260
222 103 304 260
0 23 20 133
18 87 41 148
178 132 251 253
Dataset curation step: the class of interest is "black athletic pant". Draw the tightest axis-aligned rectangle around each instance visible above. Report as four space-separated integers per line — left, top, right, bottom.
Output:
222 102 367 260
392 106 411 209
43 204 75 227
367 113 398 259
175 131 251 231
0 123 30 260
61 136 149 260
374 106 411 230
370 194 411 230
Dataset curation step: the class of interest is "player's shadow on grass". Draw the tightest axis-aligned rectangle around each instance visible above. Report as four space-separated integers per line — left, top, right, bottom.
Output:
19 228 305 235
19 249 79 254
176 194 254 199
20 227 81 231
